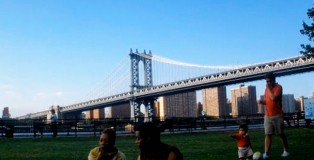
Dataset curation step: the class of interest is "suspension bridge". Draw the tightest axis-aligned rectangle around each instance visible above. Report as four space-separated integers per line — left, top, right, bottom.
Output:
17 49 314 120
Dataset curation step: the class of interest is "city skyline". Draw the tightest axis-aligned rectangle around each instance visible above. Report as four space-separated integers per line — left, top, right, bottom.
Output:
1 1 314 117
2 84 312 119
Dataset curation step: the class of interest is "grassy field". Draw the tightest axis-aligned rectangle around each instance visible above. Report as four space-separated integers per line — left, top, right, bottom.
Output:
0 127 313 160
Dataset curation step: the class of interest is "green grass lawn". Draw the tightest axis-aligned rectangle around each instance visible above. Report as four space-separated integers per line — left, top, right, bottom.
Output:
0 127 313 160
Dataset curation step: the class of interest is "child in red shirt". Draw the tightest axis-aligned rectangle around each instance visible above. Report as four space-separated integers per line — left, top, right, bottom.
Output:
230 124 253 160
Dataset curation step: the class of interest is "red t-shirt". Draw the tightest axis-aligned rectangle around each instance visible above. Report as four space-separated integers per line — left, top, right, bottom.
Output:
231 133 251 148
264 83 283 116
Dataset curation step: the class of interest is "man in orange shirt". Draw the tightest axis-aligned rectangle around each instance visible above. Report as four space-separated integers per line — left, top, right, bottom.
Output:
258 72 289 159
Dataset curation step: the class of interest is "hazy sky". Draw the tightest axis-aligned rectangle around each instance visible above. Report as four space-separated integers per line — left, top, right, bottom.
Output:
1 1 314 118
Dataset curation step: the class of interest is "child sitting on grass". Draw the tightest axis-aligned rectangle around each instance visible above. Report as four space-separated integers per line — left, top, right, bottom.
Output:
230 124 253 160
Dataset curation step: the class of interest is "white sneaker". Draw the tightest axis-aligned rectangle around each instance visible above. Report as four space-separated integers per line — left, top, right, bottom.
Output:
281 151 289 157
262 153 270 159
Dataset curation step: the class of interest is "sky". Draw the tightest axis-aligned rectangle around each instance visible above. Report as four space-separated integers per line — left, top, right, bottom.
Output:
1 0 314 118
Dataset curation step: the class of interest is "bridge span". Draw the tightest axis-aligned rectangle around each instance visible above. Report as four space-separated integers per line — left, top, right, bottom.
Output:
18 55 314 119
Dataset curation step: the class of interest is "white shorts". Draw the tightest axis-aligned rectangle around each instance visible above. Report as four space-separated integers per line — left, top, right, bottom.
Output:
238 146 253 159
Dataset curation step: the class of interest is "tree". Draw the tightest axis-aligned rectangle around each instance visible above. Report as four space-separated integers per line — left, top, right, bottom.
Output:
300 6 314 57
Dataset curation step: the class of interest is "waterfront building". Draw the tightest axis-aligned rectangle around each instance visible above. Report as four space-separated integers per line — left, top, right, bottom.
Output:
109 103 131 118
155 91 197 119
85 108 105 119
231 85 258 116
282 94 296 113
86 103 131 119
202 86 228 117
2 107 10 119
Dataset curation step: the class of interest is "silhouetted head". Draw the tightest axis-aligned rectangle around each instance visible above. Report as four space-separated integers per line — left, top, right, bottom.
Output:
265 72 276 81
265 72 276 87
135 122 161 148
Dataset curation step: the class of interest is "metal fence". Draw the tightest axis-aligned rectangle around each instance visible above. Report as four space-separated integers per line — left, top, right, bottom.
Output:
0 113 311 138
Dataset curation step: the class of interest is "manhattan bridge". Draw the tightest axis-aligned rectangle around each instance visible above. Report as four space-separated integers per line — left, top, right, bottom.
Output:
18 49 314 120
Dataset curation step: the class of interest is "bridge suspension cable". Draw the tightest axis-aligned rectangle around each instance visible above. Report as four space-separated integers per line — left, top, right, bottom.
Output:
75 55 130 103
135 52 245 69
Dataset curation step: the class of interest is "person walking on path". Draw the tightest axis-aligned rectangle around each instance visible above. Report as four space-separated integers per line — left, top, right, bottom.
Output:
50 109 58 137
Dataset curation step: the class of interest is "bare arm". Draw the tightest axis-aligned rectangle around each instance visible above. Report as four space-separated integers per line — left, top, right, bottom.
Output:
230 134 239 139
266 86 281 101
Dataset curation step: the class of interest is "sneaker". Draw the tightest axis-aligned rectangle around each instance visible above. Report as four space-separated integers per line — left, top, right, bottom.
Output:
262 153 270 159
281 151 289 157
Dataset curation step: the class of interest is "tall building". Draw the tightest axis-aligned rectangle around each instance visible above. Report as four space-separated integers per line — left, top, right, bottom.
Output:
86 103 131 119
226 99 232 115
231 85 258 116
110 103 131 118
295 96 304 112
296 96 307 112
196 102 203 117
202 86 228 117
282 94 296 113
2 107 10 119
156 91 197 119
85 108 105 119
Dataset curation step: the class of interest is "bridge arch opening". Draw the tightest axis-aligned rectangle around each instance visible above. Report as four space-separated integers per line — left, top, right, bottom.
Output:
138 60 145 87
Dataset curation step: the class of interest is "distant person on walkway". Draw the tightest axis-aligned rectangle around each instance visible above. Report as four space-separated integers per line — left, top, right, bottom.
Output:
50 109 58 137
135 122 183 160
230 124 253 160
88 128 126 160
258 72 289 159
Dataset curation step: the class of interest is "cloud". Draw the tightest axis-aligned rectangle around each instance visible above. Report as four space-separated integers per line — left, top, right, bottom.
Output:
55 91 63 97
33 92 49 100
0 83 18 98
3 90 18 97
0 84 14 90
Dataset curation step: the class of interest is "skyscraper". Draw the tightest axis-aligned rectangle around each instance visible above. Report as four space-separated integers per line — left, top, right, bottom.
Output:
2 107 10 119
156 91 197 119
202 86 228 117
295 96 304 112
282 94 296 113
231 85 258 116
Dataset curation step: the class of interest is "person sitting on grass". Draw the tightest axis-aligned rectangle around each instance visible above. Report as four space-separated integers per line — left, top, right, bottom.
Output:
135 122 183 160
230 124 253 160
88 128 126 160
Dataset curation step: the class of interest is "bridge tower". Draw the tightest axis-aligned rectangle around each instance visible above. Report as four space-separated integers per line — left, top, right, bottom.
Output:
129 49 154 122
130 49 153 91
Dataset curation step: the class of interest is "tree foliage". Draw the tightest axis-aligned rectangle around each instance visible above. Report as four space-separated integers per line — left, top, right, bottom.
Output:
300 6 314 57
